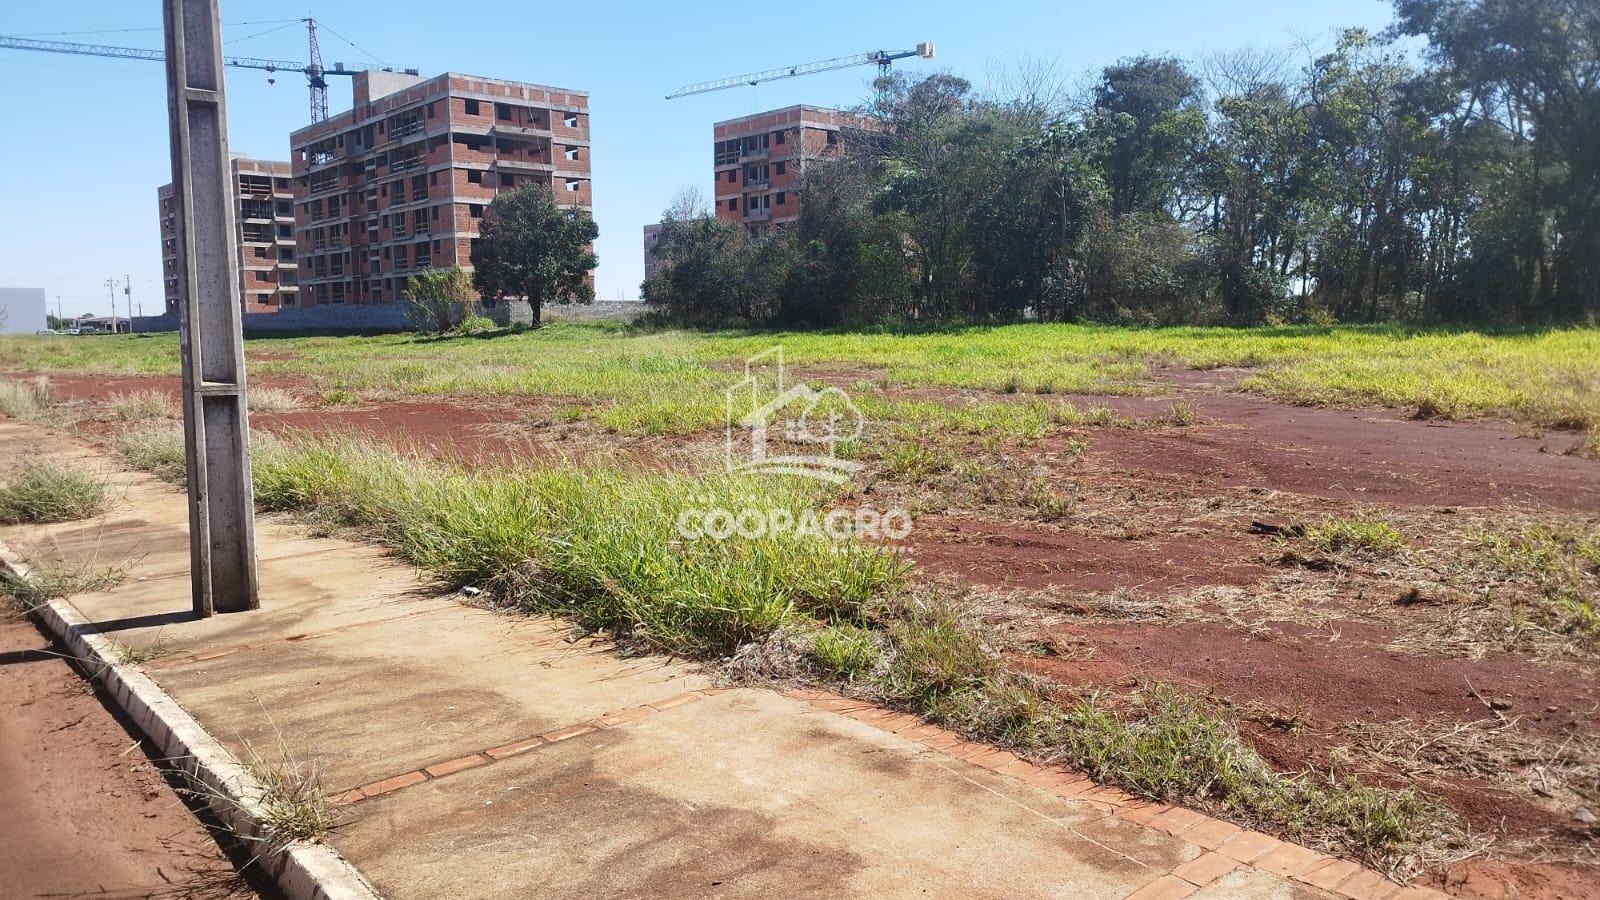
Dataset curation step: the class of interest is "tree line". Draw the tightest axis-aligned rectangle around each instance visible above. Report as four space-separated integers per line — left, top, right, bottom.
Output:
643 0 1600 328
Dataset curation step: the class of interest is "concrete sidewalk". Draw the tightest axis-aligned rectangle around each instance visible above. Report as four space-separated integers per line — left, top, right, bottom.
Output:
0 420 1430 900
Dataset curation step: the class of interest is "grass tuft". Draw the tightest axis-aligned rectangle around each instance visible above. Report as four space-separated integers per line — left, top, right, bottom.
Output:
0 459 107 524
1469 524 1600 647
0 377 78 428
1 556 129 614
1577 426 1600 460
1307 514 1407 557
105 390 176 422
239 734 337 849
244 432 906 657
247 387 302 413
809 623 882 681
113 422 188 482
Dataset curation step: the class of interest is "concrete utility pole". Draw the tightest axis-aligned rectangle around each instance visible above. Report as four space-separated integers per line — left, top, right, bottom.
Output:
163 0 259 616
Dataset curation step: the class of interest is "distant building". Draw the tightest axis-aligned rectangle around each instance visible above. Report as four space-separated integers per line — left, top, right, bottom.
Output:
288 69 592 310
712 104 875 236
643 223 663 282
159 156 298 315
0 287 48 334
75 315 131 334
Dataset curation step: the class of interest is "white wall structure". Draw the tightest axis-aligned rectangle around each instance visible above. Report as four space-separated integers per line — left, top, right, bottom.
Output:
0 288 49 334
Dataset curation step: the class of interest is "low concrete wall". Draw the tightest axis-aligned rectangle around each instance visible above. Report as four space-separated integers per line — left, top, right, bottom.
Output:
541 300 645 323
132 300 643 335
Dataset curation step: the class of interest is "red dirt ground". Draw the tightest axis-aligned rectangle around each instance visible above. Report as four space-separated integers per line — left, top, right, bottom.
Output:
10 365 1598 897
901 516 1269 593
0 615 262 898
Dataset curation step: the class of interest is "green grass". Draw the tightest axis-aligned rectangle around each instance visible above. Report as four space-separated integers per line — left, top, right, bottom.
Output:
809 623 882 682
104 422 1455 872
1058 687 1440 866
1 556 129 614
5 323 1597 433
1469 525 1600 647
1579 427 1600 460
829 593 1457 874
0 459 107 524
122 423 905 657
1306 514 1408 557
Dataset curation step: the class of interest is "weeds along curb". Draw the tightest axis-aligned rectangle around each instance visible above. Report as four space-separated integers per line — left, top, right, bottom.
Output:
0 537 381 900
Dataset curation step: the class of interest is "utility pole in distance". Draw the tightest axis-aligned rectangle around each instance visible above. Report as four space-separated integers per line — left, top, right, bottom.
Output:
163 0 259 616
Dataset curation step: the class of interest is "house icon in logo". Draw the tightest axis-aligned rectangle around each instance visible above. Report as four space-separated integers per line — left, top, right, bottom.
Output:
725 347 865 483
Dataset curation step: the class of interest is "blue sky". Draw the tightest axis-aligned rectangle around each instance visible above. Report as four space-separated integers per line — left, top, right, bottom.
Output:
0 0 1395 317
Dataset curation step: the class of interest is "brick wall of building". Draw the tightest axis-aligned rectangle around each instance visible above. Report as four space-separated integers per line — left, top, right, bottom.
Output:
158 157 296 315
711 105 874 236
288 70 591 317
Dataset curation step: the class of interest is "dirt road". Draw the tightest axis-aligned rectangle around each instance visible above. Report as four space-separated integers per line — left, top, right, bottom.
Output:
0 614 262 899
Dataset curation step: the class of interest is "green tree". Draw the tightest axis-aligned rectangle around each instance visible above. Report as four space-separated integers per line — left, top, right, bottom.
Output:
470 185 599 327
402 265 475 333
1091 56 1208 217
1394 0 1600 321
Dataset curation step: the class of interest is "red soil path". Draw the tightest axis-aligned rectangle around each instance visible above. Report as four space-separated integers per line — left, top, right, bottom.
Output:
0 616 260 898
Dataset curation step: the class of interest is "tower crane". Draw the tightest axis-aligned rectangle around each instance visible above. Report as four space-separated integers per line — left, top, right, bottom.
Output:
665 42 934 100
0 19 415 123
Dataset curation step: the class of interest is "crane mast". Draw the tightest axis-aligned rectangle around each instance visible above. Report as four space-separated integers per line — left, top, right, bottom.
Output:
666 42 934 99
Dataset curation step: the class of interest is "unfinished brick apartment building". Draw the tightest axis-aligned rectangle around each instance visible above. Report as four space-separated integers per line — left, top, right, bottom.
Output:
713 105 873 236
288 70 591 308
158 157 297 314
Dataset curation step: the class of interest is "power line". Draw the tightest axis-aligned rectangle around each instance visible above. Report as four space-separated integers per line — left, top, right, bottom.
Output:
226 20 303 46
12 19 300 38
315 20 385 66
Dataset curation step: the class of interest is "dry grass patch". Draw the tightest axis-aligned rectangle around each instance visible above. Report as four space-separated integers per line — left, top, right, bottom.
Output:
104 390 176 422
1 555 130 615
247 387 302 413
0 459 107 524
0 377 79 428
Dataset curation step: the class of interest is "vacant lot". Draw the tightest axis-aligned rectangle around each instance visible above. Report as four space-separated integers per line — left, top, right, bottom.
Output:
3 322 1596 898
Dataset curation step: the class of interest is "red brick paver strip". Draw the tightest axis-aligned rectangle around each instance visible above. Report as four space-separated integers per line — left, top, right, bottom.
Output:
1170 851 1240 887
1148 806 1208 836
484 736 547 760
998 757 1038 778
1296 858 1365 892
359 770 426 798
1122 873 1198 900
1116 803 1173 826
1335 869 1401 900
647 692 701 712
782 681 1413 900
1181 818 1241 850
1254 842 1325 877
542 723 598 743
598 706 653 727
424 754 489 778
1214 829 1280 862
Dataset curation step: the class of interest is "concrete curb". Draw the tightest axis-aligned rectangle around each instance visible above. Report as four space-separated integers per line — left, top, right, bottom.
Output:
0 538 382 900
